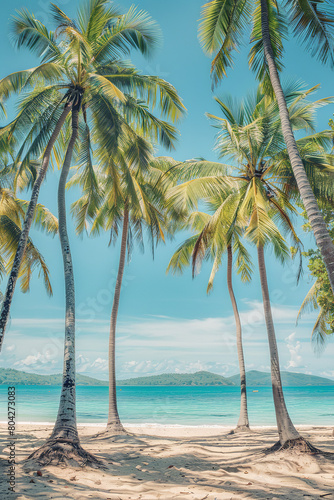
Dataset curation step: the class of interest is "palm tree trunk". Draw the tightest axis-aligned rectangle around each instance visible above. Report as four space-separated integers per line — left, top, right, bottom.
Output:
227 245 249 431
27 106 99 467
257 245 300 445
106 205 129 434
260 0 334 296
0 103 71 352
50 106 80 443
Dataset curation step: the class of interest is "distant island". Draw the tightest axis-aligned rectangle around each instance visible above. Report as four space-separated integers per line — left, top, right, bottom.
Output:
229 370 334 387
1 368 333 387
0 368 108 386
118 371 234 386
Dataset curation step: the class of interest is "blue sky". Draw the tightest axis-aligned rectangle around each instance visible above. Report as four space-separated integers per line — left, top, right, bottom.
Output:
1 0 334 380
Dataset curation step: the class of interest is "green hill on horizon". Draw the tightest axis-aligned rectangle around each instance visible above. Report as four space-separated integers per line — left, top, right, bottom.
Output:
0 368 108 386
0 368 333 387
228 370 334 387
117 370 234 386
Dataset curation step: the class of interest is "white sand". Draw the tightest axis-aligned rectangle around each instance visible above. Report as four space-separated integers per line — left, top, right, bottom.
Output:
1 424 334 499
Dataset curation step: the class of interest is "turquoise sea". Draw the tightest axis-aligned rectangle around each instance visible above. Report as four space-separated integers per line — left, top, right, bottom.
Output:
1 385 334 426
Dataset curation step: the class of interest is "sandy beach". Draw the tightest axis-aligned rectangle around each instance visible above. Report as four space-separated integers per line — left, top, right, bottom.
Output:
1 424 334 499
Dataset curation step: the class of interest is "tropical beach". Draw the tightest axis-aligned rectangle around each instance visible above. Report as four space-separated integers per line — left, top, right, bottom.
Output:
1 0 334 499
1 424 334 499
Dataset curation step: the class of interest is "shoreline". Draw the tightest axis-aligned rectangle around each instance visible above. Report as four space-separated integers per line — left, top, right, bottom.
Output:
1 421 331 429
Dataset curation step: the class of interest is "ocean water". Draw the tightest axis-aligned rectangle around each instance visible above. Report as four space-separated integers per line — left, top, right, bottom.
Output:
1 385 334 426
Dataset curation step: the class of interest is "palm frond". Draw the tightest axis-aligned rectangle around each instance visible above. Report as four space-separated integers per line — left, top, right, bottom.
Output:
93 4 161 62
11 9 61 61
199 0 253 85
0 215 52 295
288 0 334 66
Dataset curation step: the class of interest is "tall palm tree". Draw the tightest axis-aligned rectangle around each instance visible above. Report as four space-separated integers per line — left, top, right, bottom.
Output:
71 139 176 435
21 0 183 467
167 197 253 432
26 98 96 466
199 0 334 296
0 0 185 351
168 86 332 448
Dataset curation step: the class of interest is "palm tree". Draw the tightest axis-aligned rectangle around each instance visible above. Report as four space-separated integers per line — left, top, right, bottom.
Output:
26 97 96 466
297 202 334 348
0 148 57 298
167 196 253 432
71 139 176 435
19 0 183 467
297 271 334 347
199 0 334 296
0 0 185 351
168 86 332 448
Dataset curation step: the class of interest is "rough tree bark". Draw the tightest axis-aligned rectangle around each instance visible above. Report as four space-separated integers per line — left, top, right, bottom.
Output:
257 245 319 452
260 0 334 295
105 205 129 435
227 244 250 432
27 106 100 467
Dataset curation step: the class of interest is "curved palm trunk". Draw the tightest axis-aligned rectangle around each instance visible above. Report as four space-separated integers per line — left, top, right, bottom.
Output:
227 245 249 431
28 107 99 466
257 245 300 445
260 0 334 295
50 106 80 443
106 205 129 434
0 103 71 351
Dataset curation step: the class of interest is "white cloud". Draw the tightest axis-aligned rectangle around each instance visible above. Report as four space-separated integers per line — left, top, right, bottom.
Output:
90 357 108 372
14 352 57 370
286 332 296 343
321 371 334 379
285 332 302 369
76 355 108 374
76 354 90 373
3 301 334 380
